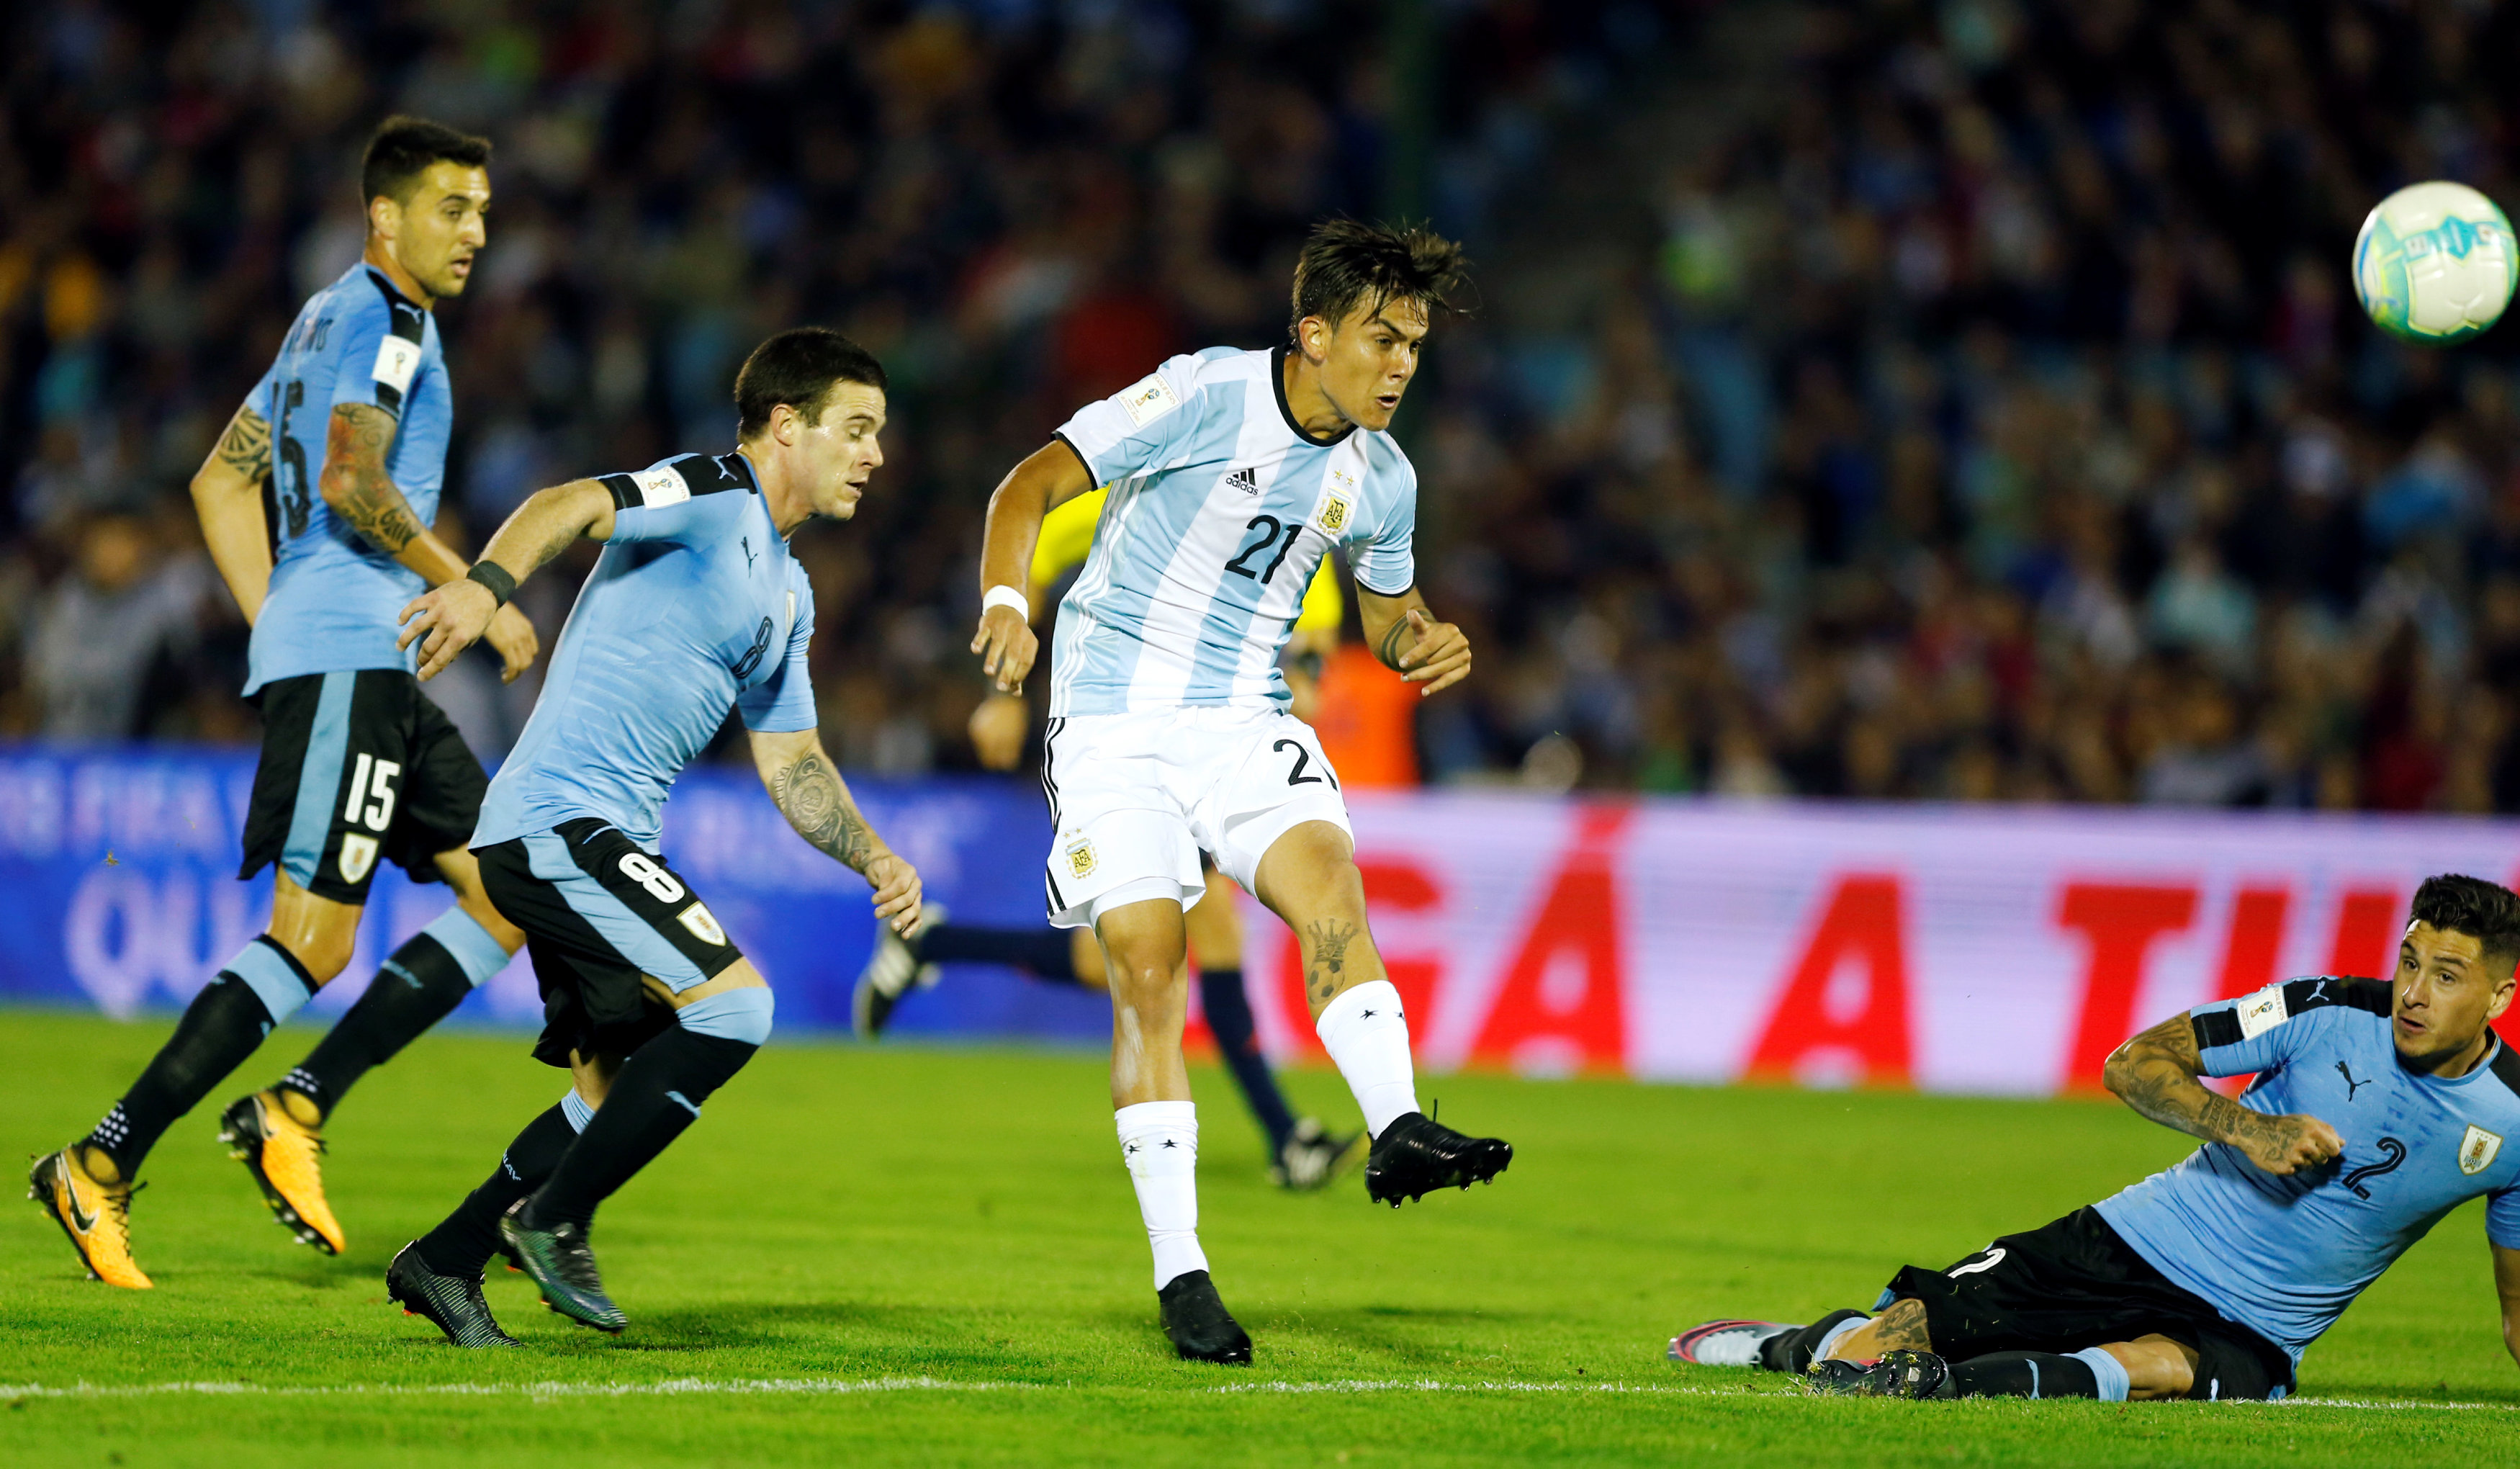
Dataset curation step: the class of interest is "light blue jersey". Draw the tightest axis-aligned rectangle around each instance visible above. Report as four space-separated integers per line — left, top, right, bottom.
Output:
473 452 816 850
2095 977 2520 1364
1046 345 1418 717
244 263 454 693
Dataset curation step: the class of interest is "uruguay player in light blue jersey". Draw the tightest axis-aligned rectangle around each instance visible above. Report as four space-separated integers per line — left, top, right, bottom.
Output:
32 118 541 1290
968 220 1512 1364
379 328 923 1346
1675 875 2520 1403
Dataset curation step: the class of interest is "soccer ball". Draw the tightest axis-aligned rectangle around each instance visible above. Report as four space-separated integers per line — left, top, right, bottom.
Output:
2353 181 2516 344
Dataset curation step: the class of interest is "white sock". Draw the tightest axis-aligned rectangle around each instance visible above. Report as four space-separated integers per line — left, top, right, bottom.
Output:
1116 1100 1206 1290
1314 980 1419 1136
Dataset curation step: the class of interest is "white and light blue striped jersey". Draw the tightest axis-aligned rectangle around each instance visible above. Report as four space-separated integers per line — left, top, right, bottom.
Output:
1045 345 1417 717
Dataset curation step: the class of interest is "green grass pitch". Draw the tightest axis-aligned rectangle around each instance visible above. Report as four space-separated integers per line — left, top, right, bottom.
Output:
4 1009 2515 1466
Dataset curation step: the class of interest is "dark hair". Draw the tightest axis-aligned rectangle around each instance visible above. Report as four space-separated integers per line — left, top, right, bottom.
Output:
734 328 888 439
361 116 492 205
2409 873 2520 972
1289 219 1471 340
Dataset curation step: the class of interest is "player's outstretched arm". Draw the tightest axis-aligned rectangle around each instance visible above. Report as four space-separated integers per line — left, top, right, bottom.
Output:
1356 585 1472 698
2103 1014 2344 1176
191 403 275 624
971 441 1094 693
748 728 923 935
397 476 611 681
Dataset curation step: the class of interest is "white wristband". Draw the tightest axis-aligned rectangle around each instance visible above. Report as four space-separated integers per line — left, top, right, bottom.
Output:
982 585 1030 621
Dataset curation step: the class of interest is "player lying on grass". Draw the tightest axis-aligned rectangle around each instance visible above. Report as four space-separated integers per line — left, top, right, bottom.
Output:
1673 873 2520 1402
379 328 922 1346
859 484 1362 1191
969 219 1511 1365
30 117 539 1287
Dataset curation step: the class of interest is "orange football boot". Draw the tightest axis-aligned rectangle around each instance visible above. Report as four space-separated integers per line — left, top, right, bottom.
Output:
219 1090 346 1254
28 1147 152 1289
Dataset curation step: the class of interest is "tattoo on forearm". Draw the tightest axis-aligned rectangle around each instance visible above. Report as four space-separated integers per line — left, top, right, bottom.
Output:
1375 616 1413 670
323 404 424 554
773 750 873 872
2108 1016 2287 1156
1303 919 1360 1005
216 408 271 482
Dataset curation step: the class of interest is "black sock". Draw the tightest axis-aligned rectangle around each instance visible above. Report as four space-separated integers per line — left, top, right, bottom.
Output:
521 1025 758 1232
1763 1308 1871 1373
1200 968 1295 1154
415 1102 580 1277
1948 1351 2101 1398
916 924 1079 982
279 933 475 1120
84 944 308 1180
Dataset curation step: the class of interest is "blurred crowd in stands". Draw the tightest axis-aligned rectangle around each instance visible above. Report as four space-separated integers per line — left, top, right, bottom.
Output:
7 0 2520 816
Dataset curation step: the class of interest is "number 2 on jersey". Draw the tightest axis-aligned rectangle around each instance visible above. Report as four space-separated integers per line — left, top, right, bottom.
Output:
1225 515 1302 585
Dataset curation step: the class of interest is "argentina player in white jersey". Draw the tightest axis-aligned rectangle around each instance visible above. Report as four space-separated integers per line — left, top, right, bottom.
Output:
1676 875 2520 1403
379 329 922 1346
969 220 1511 1363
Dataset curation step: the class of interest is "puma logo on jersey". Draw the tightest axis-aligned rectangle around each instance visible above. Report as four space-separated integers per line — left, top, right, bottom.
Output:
1226 466 1259 495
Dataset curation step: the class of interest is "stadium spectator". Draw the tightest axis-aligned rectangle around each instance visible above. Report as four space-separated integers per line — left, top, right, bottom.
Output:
7 0 2520 819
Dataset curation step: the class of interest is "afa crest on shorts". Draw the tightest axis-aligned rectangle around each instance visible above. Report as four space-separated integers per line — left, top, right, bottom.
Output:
2460 1124 2503 1176
1065 837 1097 880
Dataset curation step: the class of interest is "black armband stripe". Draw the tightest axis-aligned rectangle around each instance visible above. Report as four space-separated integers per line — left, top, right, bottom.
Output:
688 454 752 495
2488 1036 2520 1096
364 270 428 413
2192 975 2392 1052
600 474 642 511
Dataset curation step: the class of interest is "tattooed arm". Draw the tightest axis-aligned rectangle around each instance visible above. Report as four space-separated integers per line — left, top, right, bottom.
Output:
749 727 923 933
1355 583 1472 697
190 404 276 623
2103 1013 2344 1176
319 403 471 581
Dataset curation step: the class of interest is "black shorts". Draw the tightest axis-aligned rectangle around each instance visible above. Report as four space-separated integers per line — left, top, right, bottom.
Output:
474 818 744 1068
1883 1207 2295 1401
239 670 488 904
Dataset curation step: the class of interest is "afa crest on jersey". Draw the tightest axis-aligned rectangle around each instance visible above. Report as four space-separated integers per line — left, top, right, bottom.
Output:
2460 1124 2504 1176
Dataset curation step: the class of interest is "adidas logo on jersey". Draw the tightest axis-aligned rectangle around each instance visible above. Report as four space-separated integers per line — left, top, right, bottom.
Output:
1225 467 1259 495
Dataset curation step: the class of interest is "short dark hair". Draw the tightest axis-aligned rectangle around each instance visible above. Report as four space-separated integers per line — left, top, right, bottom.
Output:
1289 219 1471 340
361 116 492 205
2409 874 2520 973
734 328 888 439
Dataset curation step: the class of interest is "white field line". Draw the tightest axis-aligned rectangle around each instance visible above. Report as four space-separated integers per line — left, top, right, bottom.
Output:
2 1378 2514 1414
0 1377 1037 1401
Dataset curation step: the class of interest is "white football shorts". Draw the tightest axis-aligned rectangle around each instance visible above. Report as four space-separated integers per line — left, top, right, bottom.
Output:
1040 706 1351 929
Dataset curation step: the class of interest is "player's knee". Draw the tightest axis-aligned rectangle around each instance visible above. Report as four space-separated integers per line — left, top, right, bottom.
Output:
676 986 775 1047
274 929 356 985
